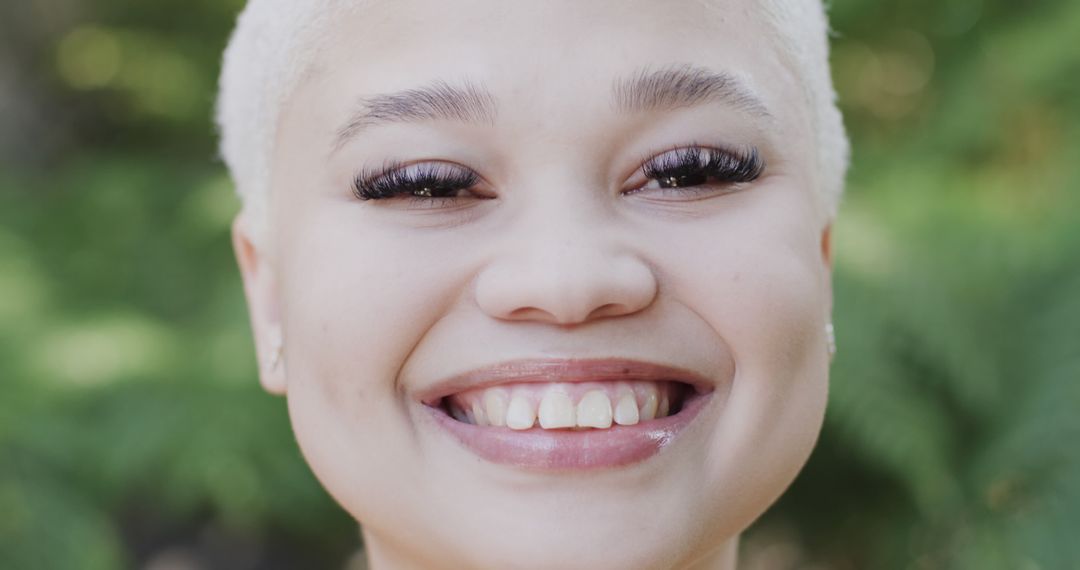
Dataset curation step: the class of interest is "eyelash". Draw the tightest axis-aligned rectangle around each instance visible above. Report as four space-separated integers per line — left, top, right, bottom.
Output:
637 145 764 193
351 162 481 204
350 144 764 206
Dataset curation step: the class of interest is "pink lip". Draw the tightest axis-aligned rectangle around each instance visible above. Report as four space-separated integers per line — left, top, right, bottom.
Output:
416 358 717 471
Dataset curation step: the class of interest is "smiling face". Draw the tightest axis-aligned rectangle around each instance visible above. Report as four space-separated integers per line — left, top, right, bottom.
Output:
233 0 834 568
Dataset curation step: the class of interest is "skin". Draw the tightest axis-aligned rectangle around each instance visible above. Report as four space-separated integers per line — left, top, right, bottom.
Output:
233 0 834 568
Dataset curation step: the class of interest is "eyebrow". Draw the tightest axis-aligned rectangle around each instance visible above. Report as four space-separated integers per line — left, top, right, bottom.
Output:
333 79 497 150
331 64 771 151
611 64 772 118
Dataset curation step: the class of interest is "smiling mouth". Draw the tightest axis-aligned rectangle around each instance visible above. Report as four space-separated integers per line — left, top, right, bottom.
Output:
418 358 716 470
434 380 692 429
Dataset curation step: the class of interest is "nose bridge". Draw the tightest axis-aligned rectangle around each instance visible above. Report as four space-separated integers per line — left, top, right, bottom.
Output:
473 196 658 325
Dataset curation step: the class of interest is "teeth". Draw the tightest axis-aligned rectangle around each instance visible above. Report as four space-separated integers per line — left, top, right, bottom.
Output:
483 389 508 427
576 390 613 428
471 401 489 427
449 382 681 429
613 390 640 426
639 392 659 421
506 393 537 430
538 389 576 429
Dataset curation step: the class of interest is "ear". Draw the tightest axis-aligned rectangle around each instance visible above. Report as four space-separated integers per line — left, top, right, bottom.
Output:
820 222 834 316
820 222 833 270
232 212 287 395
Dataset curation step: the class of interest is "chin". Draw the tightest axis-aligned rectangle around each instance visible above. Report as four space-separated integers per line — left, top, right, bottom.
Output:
369 503 738 570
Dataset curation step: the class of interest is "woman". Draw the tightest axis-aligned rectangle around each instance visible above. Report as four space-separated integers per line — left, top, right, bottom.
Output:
216 0 849 568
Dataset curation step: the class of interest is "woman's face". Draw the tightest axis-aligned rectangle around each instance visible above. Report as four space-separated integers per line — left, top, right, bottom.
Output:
237 0 832 567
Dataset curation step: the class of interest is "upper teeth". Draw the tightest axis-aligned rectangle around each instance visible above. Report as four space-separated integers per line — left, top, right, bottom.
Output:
445 381 678 430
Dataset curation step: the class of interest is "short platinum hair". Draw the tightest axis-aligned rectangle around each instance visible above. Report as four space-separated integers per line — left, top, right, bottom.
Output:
215 0 849 238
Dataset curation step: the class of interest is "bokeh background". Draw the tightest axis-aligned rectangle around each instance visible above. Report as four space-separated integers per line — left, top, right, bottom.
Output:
1 0 1077 568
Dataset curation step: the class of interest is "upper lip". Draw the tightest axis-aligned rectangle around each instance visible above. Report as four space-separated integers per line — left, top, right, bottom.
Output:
416 357 715 406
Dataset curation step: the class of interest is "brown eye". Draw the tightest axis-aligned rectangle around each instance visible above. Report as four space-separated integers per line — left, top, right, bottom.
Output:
632 145 764 194
655 170 708 189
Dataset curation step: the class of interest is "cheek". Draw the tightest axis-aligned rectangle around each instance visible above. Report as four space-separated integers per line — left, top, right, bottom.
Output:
651 192 827 373
646 191 829 517
274 209 468 522
697 225 828 459
278 203 477 394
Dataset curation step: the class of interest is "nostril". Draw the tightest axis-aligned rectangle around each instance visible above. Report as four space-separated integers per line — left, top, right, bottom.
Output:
587 303 627 320
504 303 630 325
507 306 554 321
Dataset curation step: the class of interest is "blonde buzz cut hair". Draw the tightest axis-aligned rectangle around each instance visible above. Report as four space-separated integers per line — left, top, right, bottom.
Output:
216 0 849 239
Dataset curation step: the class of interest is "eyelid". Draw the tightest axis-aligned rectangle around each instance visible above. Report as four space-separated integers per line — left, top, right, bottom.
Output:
359 159 474 185
641 143 758 170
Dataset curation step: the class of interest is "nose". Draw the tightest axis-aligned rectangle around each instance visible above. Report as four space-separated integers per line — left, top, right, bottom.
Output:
473 213 658 326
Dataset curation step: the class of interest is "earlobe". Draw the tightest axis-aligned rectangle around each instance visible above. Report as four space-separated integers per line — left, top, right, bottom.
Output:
232 212 288 396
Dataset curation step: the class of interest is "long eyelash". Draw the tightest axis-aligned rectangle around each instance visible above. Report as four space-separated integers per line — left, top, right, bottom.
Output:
352 161 480 201
641 145 764 184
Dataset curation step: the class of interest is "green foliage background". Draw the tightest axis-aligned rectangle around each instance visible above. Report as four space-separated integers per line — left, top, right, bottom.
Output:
1 0 1077 568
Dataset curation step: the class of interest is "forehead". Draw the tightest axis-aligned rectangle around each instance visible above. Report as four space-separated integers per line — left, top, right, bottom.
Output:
261 0 823 201
298 0 805 129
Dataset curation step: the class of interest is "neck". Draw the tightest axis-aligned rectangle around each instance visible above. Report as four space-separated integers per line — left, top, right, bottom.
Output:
685 536 740 570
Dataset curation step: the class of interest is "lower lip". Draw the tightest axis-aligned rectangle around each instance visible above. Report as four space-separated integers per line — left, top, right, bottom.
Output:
422 390 713 471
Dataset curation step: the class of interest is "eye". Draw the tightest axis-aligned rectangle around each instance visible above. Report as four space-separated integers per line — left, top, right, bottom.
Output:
627 145 764 197
351 161 489 207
